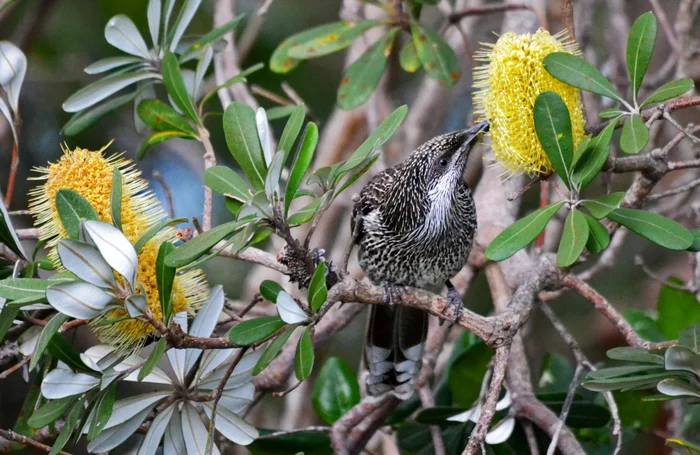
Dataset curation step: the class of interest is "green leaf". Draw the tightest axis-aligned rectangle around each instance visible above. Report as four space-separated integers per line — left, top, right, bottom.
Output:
0 278 50 301
288 198 322 227
180 16 242 62
627 12 657 97
543 52 623 102
411 24 460 88
337 28 398 110
28 395 79 429
620 114 649 154
688 229 700 252
260 281 285 304
139 337 168 381
228 316 286 346
541 400 611 428
667 439 700 455
133 217 188 253
572 118 618 190
533 91 575 187
110 168 122 230
0 197 26 259
137 99 198 134
56 189 99 239
266 105 298 120
278 104 306 164
448 342 494 407
285 123 319 213
62 90 137 136
0 305 18 343
12 371 42 448
570 135 592 169
165 218 252 268
624 310 665 342
253 325 298 375
312 357 360 424
607 208 693 250
201 63 265 107
557 208 589 267
581 192 625 219
337 105 407 178
599 108 624 119
584 213 610 254
287 20 382 59
399 39 421 73
607 346 664 364
204 166 250 202
587 364 665 380
223 102 267 190
48 395 83 455
295 326 314 380
309 262 327 313
486 202 565 262
138 130 196 159
657 281 700 340
582 372 674 392
161 52 199 124
335 155 380 196
248 429 331 455
679 324 700 353
269 39 302 74
88 385 116 441
31 313 69 371
641 78 695 107
156 242 176 324
47 335 91 372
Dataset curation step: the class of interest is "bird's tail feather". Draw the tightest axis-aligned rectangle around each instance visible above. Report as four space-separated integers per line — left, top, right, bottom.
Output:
365 305 428 399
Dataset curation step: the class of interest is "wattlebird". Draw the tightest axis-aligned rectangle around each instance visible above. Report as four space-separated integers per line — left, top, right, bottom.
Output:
351 121 489 398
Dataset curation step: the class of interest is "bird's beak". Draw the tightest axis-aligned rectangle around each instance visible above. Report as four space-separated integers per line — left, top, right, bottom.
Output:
456 121 490 158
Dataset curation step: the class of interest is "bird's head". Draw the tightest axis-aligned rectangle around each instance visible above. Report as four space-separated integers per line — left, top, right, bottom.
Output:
405 121 490 192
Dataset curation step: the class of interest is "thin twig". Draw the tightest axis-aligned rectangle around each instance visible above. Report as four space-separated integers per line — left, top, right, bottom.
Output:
462 346 510 455
648 177 700 200
648 0 682 54
0 428 71 455
449 3 547 29
547 364 584 455
0 355 29 379
197 126 217 232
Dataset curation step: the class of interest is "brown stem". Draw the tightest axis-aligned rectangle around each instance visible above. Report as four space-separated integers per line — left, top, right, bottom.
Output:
0 428 70 455
197 126 217 232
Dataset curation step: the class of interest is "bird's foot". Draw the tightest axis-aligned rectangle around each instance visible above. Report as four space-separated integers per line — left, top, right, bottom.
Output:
381 282 403 308
441 283 463 326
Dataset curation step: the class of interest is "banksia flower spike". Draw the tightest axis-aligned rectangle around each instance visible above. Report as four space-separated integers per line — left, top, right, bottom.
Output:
473 29 586 177
29 144 208 352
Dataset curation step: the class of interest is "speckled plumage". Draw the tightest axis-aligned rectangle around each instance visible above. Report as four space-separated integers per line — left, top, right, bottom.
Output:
354 123 487 398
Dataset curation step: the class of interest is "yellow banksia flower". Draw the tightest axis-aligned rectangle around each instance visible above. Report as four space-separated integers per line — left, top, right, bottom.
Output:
29 144 208 352
473 29 586 177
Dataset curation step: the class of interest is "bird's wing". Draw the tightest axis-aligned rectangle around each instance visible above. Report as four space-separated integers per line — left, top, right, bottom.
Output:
350 167 397 242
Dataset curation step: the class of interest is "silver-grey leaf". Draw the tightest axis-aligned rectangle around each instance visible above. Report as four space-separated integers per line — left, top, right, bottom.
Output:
105 14 151 58
181 402 220 455
137 403 175 455
164 405 187 455
87 407 151 453
168 0 203 52
47 281 113 320
41 368 99 399
0 41 27 111
665 345 700 377
185 285 224 373
193 44 213 101
256 108 273 167
202 401 258 445
85 56 143 75
265 150 285 202
276 291 309 324
57 239 116 289
83 220 139 290
125 294 148 317
166 312 189 385
147 0 162 48
657 378 700 399
219 382 255 414
101 392 171 431
63 72 160 113
134 82 156 133
0 97 17 146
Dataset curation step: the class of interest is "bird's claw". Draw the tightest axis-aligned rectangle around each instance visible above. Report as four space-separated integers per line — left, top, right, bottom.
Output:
382 282 403 308
441 286 463 326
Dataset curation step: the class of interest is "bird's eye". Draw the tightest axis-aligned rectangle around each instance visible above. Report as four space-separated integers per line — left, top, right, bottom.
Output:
439 159 448 167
